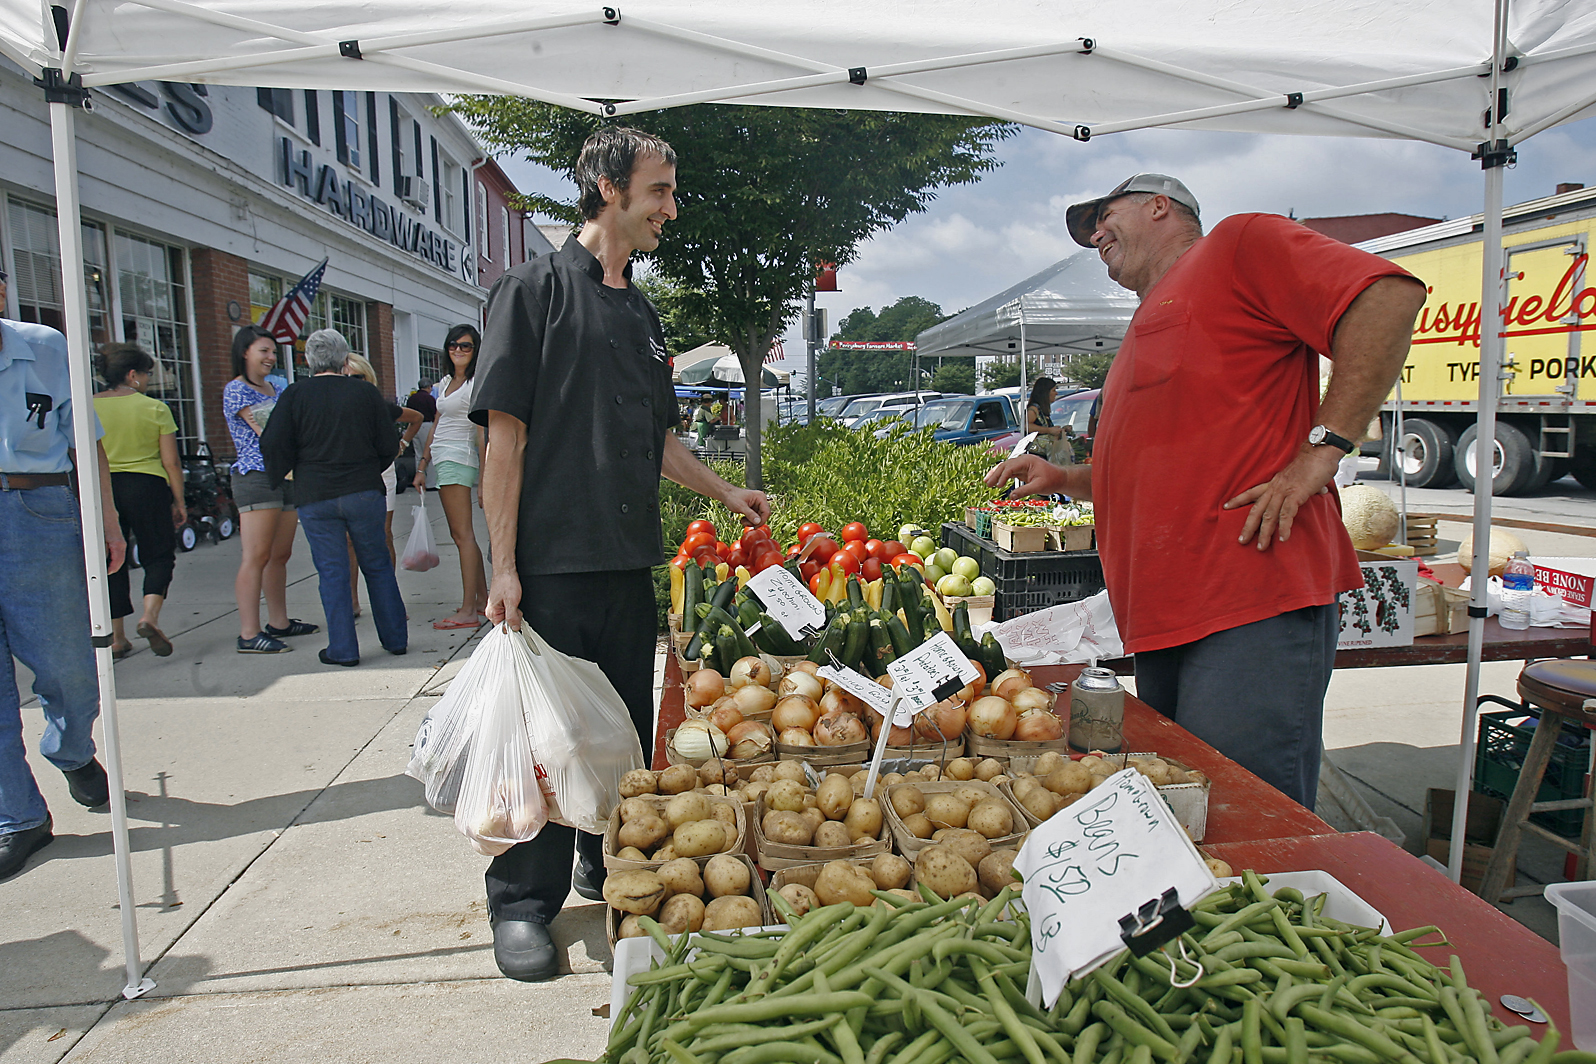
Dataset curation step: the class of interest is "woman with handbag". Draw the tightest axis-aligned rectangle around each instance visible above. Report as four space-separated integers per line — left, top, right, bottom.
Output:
1024 377 1075 466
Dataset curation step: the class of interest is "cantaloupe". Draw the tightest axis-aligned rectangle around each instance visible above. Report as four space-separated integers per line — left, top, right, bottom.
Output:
1340 484 1401 550
1457 528 1527 577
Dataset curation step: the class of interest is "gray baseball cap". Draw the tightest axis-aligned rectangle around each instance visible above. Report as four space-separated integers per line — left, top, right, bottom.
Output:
1065 174 1201 247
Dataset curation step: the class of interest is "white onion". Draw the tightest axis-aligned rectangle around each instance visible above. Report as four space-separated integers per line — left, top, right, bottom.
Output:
726 720 774 759
732 684 777 717
914 699 967 741
820 685 866 717
991 669 1033 701
707 701 745 734
967 696 1017 740
1010 687 1055 714
672 719 729 760
728 656 772 690
779 670 824 702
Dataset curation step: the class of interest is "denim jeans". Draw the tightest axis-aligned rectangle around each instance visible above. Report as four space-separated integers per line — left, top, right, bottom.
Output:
296 489 407 662
0 486 100 833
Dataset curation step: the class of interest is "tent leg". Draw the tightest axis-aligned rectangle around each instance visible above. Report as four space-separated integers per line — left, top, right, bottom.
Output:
1018 313 1027 401
48 100 154 1000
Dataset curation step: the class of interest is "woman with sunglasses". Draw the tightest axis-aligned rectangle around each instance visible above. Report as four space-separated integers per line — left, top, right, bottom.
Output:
414 325 486 629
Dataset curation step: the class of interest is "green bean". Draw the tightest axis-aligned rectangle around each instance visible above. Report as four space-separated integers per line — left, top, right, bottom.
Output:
1295 1004 1423 1064
1094 1000 1180 1062
1548 1054 1596 1064
1058 990 1096 1036
1241 999 1264 1064
1519 1010 1560 1064
1350 972 1437 1001
1208 1026 1233 1064
1283 1018 1308 1064
1131 1045 1155 1064
1073 1023 1109 1064
721 1042 841 1064
1215 942 1297 963
746 903 854 995
885 1030 942 1064
972 958 1047 1064
660 1038 704 1064
865 1033 905 1064
1097 970 1180 1044
1446 985 1498 1064
1202 900 1283 943
694 932 782 959
1172 1021 1205 1064
1196 969 1263 988
917 993 1005 1064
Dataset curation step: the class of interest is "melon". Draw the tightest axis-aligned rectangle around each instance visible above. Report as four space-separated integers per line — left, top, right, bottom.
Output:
1340 484 1401 550
1457 528 1527 577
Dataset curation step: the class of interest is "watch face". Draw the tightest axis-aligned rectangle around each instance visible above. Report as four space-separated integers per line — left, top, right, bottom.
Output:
1308 426 1326 445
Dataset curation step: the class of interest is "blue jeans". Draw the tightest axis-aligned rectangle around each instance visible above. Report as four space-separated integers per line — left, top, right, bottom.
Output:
297 490 407 662
0 486 100 833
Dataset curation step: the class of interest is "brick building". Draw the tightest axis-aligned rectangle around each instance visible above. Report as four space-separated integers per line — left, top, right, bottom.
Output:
471 157 556 300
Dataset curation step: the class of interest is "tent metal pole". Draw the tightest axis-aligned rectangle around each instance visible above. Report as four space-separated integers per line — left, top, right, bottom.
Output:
1449 0 1512 887
1019 311 1028 403
806 288 816 422
48 98 155 1000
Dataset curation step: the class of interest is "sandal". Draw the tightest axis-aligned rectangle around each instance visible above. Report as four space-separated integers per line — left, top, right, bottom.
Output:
432 615 483 630
136 622 173 657
110 642 134 660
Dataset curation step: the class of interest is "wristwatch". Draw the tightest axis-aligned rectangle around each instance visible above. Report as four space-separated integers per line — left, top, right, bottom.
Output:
1307 425 1357 454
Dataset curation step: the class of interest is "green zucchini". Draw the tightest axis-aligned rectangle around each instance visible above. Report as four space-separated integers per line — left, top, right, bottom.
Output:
885 612 914 657
867 617 898 676
840 612 870 670
807 613 848 664
846 575 865 609
682 562 704 621
715 626 742 672
981 633 1007 677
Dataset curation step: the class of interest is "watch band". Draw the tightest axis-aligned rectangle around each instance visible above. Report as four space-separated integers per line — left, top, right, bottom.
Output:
1308 425 1357 454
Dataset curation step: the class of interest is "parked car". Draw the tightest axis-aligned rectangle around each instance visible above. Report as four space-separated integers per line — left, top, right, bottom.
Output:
839 391 943 426
854 407 918 430
816 394 867 420
1052 388 1100 440
910 394 1021 446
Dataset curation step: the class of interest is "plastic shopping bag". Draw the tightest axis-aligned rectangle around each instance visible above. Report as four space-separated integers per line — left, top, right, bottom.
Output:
399 499 440 572
452 627 549 856
406 633 501 813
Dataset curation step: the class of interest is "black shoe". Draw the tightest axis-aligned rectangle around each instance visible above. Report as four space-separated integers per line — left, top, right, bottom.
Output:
265 619 320 638
0 819 53 880
237 633 291 654
63 758 110 808
384 646 408 656
319 650 359 667
492 919 559 982
571 860 605 902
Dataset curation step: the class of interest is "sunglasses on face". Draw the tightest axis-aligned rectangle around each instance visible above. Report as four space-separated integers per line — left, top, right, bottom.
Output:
447 341 475 351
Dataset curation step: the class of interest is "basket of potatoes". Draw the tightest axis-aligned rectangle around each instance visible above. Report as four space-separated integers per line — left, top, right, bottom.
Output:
769 853 916 914
883 778 1027 861
606 852 770 946
912 832 1022 902
1004 750 1212 841
752 768 891 871
603 790 747 871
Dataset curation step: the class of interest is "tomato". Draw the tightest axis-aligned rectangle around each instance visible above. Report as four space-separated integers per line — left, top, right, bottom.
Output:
797 521 825 543
891 553 924 570
830 550 860 576
843 540 871 565
715 540 730 557
692 544 720 562
786 543 803 557
808 571 826 596
726 543 748 568
808 537 839 563
880 540 907 560
840 521 869 542
861 557 882 582
799 560 821 583
670 554 693 571
681 532 716 555
863 538 886 559
754 550 784 573
685 519 717 539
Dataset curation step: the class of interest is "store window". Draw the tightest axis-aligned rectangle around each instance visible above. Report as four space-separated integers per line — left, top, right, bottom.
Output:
304 89 321 146
440 153 464 236
500 206 511 268
476 181 488 259
257 87 293 125
334 90 361 170
329 295 366 358
5 198 112 350
249 269 365 380
116 231 198 449
418 345 446 386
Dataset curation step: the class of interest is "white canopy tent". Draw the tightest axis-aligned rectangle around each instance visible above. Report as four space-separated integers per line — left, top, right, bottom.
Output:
3 0 1595 998
915 250 1139 394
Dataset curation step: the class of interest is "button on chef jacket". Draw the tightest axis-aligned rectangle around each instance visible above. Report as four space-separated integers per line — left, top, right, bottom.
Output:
470 236 679 576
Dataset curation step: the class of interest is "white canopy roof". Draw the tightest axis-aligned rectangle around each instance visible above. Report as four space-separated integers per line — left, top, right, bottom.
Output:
4 0 1596 150
914 251 1138 360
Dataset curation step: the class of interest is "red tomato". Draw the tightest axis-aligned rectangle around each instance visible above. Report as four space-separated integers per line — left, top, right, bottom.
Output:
830 550 860 576
861 557 882 582
797 522 825 543
681 531 716 555
754 550 784 573
863 539 886 559
715 541 730 557
891 553 924 570
692 544 720 562
880 540 906 560
726 543 748 568
669 554 693 571
809 537 839 563
843 540 871 565
840 521 868 542
799 560 821 583
808 571 826 596
785 543 802 557
685 519 717 539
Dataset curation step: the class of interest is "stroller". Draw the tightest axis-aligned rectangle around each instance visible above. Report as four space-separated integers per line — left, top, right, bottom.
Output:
177 441 240 551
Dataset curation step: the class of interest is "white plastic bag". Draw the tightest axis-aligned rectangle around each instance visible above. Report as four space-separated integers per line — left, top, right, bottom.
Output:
983 590 1124 666
406 634 498 813
400 498 440 571
452 627 548 856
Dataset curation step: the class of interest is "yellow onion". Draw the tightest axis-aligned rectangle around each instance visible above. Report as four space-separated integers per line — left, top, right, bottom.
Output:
967 696 1017 740
1012 708 1064 742
814 712 868 746
958 660 987 703
686 668 726 709
778 727 817 747
914 699 967 741
772 694 821 733
672 719 729 760
820 685 867 718
991 669 1033 702
869 713 916 745
1010 687 1055 714
779 670 824 702
707 700 745 734
760 654 786 687
788 660 821 676
732 684 777 717
728 656 772 690
726 720 775 760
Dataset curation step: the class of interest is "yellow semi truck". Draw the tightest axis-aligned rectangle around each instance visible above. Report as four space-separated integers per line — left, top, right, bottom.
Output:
1361 184 1595 494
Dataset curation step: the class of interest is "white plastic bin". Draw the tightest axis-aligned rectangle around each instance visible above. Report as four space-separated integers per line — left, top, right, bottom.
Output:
1544 881 1596 1049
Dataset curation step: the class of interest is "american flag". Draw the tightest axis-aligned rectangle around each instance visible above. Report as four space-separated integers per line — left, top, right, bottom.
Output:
764 339 786 364
258 258 328 344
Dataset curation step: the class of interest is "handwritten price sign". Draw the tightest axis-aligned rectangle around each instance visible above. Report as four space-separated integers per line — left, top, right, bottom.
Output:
746 566 827 639
885 632 979 712
817 665 901 722
1013 769 1217 1006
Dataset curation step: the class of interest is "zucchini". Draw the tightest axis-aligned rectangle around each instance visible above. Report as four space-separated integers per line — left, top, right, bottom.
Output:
953 601 972 645
807 613 848 664
867 617 897 676
897 568 926 644
757 612 804 656
885 613 913 658
715 626 742 672
840 612 870 670
980 633 1007 677
708 576 737 614
682 562 704 621
846 575 865 609
880 567 899 614
736 596 762 630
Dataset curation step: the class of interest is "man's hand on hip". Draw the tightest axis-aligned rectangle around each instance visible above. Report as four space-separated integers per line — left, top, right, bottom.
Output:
1224 444 1343 550
486 570 523 631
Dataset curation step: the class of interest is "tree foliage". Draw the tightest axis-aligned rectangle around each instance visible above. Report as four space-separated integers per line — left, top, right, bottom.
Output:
817 295 963 397
1061 351 1118 389
930 360 977 394
982 359 1023 389
446 97 1015 486
633 272 715 356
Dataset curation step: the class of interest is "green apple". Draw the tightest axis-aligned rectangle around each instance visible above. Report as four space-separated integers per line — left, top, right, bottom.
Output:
971 576 996 597
937 573 974 598
923 563 947 586
933 547 959 571
951 556 981 581
898 524 924 543
910 535 937 558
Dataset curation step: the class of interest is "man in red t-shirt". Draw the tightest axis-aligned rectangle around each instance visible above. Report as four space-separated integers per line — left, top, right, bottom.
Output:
986 174 1425 806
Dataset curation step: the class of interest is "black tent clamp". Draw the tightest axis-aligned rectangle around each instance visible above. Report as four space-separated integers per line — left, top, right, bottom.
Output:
1117 888 1195 957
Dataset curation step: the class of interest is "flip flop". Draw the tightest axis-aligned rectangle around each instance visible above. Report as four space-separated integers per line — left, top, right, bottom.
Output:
136 622 173 657
432 615 482 630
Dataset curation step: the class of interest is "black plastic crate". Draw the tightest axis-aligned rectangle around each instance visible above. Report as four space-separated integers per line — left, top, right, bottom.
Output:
942 523 1105 621
1472 709 1590 838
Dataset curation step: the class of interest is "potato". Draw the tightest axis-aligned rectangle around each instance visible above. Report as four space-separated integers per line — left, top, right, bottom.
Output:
882 772 905 787
978 850 1018 895
924 793 971 829
890 785 926 819
704 854 751 898
652 842 678 863
618 769 658 798
871 853 912 890
1206 857 1234 878
931 828 952 842
886 888 921 902
744 780 772 804
952 786 990 808
766 779 808 813
1137 758 1174 785
710 802 739 832
617 913 648 939
974 758 1005 782
750 764 778 783
657 893 705 934
816 774 855 820
813 821 852 848
618 797 656 823
802 793 820 811
665 792 711 829
702 895 763 930
773 761 807 784
939 827 992 869
657 858 704 898
658 764 700 795
902 813 935 839
617 814 670 851
615 845 649 863
777 882 820 917
1044 763 1093 796
1017 785 1059 823
763 809 814 846
944 757 975 781
673 819 728 858
814 860 877 906
843 798 883 841
915 845 978 899
699 761 739 787
603 870 666 914
1032 751 1067 777
967 799 1014 840
800 806 827 836
703 784 730 796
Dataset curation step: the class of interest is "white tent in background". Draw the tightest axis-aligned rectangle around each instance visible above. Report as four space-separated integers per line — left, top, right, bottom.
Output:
4 0 1596 997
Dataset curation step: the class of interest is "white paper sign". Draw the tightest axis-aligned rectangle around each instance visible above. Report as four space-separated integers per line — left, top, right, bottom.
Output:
1013 769 1218 1007
747 565 827 639
886 631 979 712
817 665 901 722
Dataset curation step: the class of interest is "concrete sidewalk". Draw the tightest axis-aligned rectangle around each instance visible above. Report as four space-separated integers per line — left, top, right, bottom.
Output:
0 506 1586 1062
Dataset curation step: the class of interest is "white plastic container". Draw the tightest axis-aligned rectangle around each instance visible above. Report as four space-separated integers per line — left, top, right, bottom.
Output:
1543 881 1596 1049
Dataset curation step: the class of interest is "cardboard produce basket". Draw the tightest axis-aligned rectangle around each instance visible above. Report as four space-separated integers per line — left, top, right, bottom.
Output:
1052 525 1094 552
770 856 908 901
962 717 1070 761
752 796 890 872
603 793 747 871
774 735 870 767
993 521 1050 553
606 852 768 948
1004 752 1212 842
881 779 1027 861
664 727 775 770
932 588 994 627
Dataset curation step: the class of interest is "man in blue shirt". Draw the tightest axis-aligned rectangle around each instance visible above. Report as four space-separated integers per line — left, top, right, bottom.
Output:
0 275 127 881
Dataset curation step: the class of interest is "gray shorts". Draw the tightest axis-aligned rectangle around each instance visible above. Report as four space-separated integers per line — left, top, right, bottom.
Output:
231 469 296 512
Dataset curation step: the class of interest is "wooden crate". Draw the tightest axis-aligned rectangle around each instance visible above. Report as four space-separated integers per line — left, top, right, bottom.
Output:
1404 516 1439 553
992 522 1051 553
1415 577 1470 636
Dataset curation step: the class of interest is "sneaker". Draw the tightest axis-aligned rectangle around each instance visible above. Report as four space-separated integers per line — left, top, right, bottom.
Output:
264 619 320 638
62 758 110 808
237 633 291 653
0 819 53 880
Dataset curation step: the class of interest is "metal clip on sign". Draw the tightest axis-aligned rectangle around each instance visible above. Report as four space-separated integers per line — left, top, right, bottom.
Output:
1117 887 1194 958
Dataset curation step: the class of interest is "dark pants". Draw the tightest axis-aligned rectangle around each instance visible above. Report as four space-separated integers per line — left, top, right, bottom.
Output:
297 489 408 661
486 568 655 925
108 471 177 618
1133 602 1338 809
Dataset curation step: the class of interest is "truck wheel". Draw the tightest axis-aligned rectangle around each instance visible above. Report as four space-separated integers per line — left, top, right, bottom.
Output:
1569 452 1596 491
1455 422 1536 495
1392 419 1455 488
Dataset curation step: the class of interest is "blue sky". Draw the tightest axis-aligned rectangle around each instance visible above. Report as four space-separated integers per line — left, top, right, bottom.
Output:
497 114 1596 366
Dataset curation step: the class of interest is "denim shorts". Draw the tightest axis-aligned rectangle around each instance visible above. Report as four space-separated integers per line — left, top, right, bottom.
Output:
434 460 478 488
231 469 296 512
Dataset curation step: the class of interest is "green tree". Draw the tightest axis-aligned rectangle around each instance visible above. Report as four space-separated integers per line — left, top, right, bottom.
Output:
820 295 949 398
930 360 977 394
1061 350 1117 389
833 296 946 343
817 347 920 395
634 271 715 356
447 99 1014 487
983 359 1022 389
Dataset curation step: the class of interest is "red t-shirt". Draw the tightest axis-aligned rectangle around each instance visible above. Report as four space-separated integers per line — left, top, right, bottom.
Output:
1092 213 1415 654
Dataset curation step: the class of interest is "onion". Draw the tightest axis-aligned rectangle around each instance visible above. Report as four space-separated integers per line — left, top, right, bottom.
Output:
772 695 821 733
789 660 821 676
686 668 726 709
869 713 916 745
876 674 894 689
967 696 1018 740
914 699 967 741
759 654 786 687
958 660 987 703
814 712 868 746
707 701 745 733
728 656 772 690
991 669 1033 702
672 719 729 760
778 727 817 747
1012 707 1064 742
779 670 824 702
1010 687 1055 714
820 685 866 717
726 720 775 759
732 684 777 717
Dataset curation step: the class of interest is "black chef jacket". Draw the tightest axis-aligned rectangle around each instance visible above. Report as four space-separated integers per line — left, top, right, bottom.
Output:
470 237 679 576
